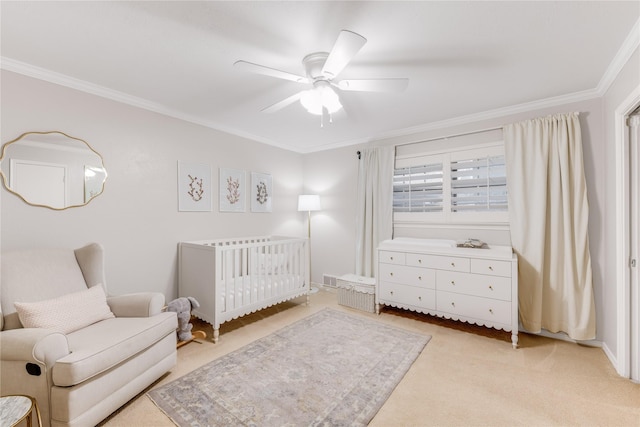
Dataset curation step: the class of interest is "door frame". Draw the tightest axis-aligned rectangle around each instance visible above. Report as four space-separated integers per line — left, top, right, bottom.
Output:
614 85 640 379
9 158 68 208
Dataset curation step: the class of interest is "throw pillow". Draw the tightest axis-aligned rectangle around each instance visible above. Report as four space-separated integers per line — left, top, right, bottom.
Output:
14 285 115 334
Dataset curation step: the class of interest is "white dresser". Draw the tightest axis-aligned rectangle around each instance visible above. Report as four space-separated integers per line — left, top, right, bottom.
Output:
377 238 519 348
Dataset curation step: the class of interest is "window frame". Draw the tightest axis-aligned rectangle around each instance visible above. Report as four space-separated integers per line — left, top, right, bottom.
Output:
394 141 509 226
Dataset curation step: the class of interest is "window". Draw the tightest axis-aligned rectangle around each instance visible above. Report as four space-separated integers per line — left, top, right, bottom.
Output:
450 154 507 213
393 162 443 213
393 143 508 224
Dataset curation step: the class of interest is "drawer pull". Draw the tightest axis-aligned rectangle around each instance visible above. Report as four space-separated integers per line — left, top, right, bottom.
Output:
418 276 422 280
451 262 455 267
489 266 494 271
489 309 494 314
418 259 422 264
390 256 394 261
450 280 455 285
390 291 394 295
489 285 493 290
451 302 455 307
389 272 394 276
418 296 422 301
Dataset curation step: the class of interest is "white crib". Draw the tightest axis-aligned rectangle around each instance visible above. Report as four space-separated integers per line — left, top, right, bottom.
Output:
178 236 309 342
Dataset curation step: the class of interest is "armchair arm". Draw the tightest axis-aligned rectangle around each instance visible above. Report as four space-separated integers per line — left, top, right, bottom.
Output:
107 292 165 317
0 328 69 366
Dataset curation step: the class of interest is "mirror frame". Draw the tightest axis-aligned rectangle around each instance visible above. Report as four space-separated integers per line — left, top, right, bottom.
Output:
0 131 107 210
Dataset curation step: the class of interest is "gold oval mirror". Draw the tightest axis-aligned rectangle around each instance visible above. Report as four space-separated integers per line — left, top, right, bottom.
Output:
0 131 107 210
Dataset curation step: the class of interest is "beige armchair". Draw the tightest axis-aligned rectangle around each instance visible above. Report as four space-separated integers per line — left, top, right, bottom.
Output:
0 243 178 427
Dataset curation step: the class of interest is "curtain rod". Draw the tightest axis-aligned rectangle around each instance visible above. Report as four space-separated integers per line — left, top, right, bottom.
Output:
395 125 503 148
356 125 503 159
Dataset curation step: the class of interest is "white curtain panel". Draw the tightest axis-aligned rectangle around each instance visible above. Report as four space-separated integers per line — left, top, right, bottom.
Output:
503 112 596 340
355 146 394 277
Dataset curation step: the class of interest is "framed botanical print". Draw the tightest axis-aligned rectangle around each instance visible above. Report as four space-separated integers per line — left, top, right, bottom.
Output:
251 172 272 213
219 168 246 212
178 161 212 212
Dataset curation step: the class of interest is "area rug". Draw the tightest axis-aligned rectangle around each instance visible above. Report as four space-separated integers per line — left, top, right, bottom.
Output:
147 308 430 426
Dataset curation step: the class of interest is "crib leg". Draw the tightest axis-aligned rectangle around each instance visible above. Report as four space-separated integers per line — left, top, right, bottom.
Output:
213 328 219 344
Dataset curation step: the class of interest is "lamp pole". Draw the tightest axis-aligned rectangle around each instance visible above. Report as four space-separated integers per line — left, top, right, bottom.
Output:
298 195 321 294
306 208 319 294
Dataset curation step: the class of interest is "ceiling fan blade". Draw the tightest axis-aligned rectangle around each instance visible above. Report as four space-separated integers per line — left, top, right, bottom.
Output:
322 30 367 78
337 78 409 93
261 92 303 113
234 60 308 84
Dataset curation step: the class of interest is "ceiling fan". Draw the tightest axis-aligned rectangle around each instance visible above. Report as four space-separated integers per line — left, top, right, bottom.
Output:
234 30 409 125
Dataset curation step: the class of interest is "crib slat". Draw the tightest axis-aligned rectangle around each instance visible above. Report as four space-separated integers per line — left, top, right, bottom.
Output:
180 236 310 343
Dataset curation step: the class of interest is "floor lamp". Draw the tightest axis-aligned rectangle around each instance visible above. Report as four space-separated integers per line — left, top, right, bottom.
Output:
298 194 321 294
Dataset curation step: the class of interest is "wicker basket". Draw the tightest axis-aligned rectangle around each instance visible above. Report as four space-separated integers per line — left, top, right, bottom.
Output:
336 274 376 313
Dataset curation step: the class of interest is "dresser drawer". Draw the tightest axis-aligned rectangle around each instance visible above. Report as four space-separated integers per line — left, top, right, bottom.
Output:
470 258 512 277
436 291 511 325
379 282 436 310
379 263 435 288
406 253 431 268
436 270 511 301
379 251 406 265
377 240 519 348
428 255 470 272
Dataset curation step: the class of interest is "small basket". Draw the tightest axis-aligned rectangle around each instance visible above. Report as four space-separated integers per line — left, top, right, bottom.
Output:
336 274 376 313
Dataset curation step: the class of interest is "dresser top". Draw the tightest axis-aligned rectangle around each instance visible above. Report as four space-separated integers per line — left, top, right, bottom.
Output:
378 238 515 260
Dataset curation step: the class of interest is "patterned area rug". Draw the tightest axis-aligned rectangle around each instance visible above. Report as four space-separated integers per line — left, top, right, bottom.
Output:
148 308 430 426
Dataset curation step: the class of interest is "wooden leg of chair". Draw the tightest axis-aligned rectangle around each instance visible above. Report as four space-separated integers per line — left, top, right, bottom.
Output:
192 330 207 340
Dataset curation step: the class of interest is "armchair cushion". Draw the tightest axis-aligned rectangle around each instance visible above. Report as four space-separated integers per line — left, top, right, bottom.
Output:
107 292 165 317
14 285 114 334
0 328 70 366
52 312 177 387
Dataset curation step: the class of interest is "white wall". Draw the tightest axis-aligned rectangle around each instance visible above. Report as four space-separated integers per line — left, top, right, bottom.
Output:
301 144 362 282
304 96 608 341
1 71 306 300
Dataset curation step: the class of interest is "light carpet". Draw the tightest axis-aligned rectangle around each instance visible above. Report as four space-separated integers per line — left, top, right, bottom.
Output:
147 308 430 426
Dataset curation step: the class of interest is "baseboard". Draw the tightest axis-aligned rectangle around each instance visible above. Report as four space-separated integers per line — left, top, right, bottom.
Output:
601 342 623 376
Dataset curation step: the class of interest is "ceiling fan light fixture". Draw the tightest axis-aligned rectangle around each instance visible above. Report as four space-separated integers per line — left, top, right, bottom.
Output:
300 83 342 115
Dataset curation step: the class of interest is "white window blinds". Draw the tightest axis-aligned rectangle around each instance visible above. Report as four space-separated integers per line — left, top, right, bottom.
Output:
393 142 508 224
393 163 443 213
450 155 508 212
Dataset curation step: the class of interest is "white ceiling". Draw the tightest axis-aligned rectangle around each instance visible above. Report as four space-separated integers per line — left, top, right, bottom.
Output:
2 1 639 153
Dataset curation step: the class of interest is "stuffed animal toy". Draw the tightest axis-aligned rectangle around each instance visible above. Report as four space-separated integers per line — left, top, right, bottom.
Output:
166 297 200 341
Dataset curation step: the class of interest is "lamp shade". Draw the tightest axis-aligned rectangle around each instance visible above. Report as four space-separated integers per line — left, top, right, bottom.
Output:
298 194 321 212
299 82 342 116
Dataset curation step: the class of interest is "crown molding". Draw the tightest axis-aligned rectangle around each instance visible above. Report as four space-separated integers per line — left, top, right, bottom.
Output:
1 57 169 114
597 16 640 95
0 57 295 152
300 87 602 154
3 15 639 155
301 17 640 154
